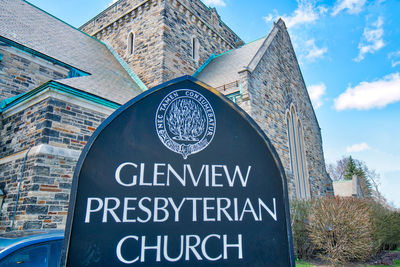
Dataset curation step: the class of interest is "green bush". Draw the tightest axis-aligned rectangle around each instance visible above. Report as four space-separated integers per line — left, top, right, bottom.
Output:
382 211 400 250
308 197 374 265
369 201 400 251
290 200 315 259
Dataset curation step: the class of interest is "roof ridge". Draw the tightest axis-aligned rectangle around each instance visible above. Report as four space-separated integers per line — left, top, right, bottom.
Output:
246 19 282 73
193 53 216 77
0 36 89 78
102 41 148 92
0 81 120 113
212 35 267 59
22 0 105 45
242 35 268 47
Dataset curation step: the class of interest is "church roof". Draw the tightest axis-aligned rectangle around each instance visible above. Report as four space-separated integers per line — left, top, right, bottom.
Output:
0 0 145 104
195 37 265 88
195 19 285 88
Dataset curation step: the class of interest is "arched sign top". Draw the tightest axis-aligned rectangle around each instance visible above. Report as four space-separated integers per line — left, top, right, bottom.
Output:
63 76 294 266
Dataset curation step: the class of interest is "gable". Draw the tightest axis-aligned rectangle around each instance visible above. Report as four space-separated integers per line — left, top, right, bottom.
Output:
195 37 265 88
246 19 319 130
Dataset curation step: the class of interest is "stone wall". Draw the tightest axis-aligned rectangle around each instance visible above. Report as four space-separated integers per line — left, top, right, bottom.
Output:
0 93 108 158
0 46 69 100
333 176 364 198
160 0 237 83
80 0 241 88
81 0 165 88
246 21 332 198
0 92 114 230
0 145 78 231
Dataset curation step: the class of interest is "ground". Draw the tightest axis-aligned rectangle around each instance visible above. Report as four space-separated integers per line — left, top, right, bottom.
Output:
296 250 400 266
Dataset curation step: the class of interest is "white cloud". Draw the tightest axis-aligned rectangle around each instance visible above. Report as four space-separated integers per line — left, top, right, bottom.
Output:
331 0 367 16
308 83 326 109
108 0 118 7
202 0 226 7
334 73 400 110
346 142 371 153
263 0 327 28
263 13 276 23
355 17 385 62
388 50 400 67
304 39 328 60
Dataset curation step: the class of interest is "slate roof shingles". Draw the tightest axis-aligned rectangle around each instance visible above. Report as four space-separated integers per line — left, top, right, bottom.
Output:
196 37 266 88
0 0 143 104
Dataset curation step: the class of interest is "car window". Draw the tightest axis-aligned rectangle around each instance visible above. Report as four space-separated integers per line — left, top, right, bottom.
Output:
0 240 62 267
48 240 63 267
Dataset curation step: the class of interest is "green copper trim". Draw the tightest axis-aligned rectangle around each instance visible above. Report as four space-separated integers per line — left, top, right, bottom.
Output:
0 36 89 78
0 81 120 113
49 82 121 109
226 91 242 104
103 42 147 92
193 53 215 77
0 94 24 111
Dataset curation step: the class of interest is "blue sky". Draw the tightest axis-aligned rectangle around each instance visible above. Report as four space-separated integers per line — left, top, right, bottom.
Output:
28 0 400 207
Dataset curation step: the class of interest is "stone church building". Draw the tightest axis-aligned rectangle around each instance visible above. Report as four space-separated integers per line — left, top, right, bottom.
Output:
0 0 332 231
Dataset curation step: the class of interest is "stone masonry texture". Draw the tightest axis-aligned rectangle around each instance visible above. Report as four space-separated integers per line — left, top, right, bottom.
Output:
241 23 333 198
1 96 106 159
80 0 241 88
0 46 69 101
0 95 109 230
0 0 333 230
0 152 76 231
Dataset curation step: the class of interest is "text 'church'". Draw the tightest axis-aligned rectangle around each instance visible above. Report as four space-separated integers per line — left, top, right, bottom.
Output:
0 0 333 231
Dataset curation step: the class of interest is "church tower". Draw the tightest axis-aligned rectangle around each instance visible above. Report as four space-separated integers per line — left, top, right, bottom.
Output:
80 0 242 88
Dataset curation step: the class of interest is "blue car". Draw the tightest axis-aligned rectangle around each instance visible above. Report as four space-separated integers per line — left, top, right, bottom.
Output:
0 230 64 266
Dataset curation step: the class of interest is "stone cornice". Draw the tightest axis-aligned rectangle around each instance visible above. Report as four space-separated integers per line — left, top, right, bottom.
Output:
82 0 239 50
0 144 81 165
1 82 117 118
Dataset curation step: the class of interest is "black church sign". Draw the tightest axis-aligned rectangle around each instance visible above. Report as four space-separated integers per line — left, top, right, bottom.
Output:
63 76 295 266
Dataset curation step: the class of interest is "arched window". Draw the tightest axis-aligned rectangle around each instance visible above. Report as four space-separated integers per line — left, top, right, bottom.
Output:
286 106 310 199
192 37 199 62
128 32 134 55
286 112 295 177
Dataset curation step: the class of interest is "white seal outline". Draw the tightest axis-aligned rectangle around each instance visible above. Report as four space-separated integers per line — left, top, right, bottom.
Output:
155 89 216 159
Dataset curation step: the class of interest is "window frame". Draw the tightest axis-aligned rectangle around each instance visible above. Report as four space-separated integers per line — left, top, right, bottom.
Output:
191 36 199 62
127 32 135 56
286 105 310 199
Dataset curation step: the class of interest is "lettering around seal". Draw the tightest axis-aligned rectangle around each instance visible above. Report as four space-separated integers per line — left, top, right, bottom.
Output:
155 89 216 159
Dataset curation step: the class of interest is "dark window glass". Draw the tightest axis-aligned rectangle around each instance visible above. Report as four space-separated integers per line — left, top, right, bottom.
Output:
1 240 62 267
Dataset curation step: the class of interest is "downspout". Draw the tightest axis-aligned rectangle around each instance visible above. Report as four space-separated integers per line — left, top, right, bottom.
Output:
11 147 31 231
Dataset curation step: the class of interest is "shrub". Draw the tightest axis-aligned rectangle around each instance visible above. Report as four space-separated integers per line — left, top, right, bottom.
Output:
369 201 400 252
369 201 391 252
308 197 374 265
384 211 400 249
290 200 315 259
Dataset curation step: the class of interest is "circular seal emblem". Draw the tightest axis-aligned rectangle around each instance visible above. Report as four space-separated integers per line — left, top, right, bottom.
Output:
155 89 216 159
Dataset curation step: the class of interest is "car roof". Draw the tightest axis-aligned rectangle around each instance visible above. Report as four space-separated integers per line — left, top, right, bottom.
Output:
0 230 64 260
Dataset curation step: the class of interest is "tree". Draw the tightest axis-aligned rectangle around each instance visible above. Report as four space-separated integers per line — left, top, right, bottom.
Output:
328 156 376 199
354 165 372 199
327 157 348 181
329 156 394 208
344 156 358 180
